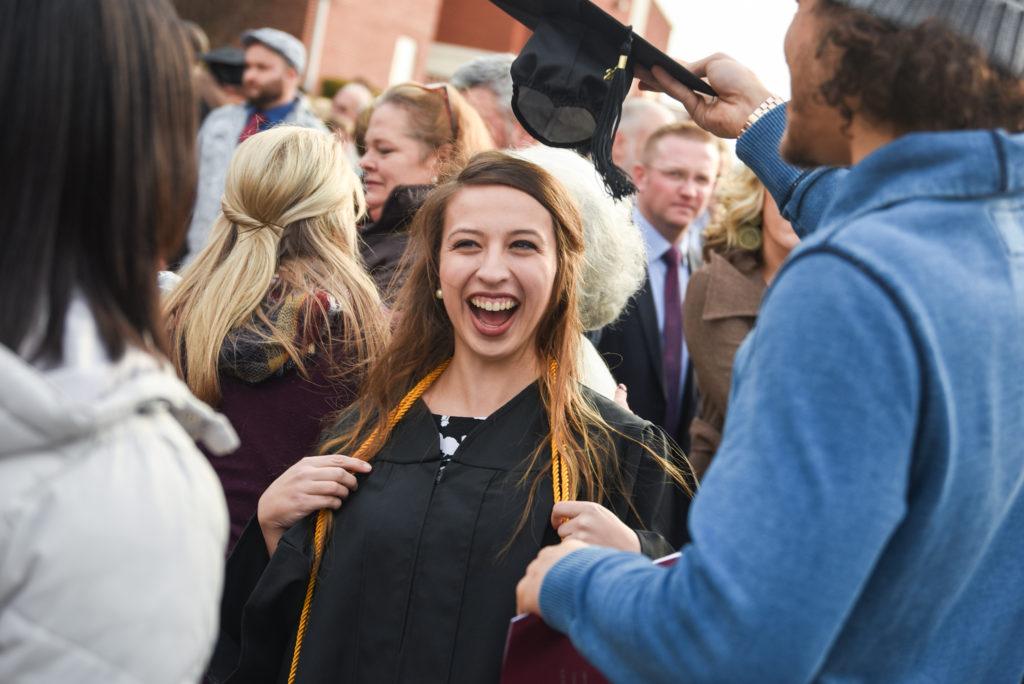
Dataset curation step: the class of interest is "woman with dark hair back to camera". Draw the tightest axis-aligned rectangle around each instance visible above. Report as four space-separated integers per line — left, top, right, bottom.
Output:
0 0 233 681
209 152 693 683
165 126 388 549
358 82 494 298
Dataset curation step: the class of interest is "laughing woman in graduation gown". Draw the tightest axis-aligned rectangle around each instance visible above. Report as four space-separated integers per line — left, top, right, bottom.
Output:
209 152 695 684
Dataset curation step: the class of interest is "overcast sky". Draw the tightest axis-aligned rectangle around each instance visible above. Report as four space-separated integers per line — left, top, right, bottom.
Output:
665 1 796 98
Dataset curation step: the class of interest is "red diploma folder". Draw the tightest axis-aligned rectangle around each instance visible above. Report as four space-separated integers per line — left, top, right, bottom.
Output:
499 551 681 684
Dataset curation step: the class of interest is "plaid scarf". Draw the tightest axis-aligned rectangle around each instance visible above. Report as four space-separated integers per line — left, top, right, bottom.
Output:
219 285 340 384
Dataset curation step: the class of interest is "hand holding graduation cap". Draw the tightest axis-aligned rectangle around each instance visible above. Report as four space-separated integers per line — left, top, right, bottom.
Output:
638 55 776 140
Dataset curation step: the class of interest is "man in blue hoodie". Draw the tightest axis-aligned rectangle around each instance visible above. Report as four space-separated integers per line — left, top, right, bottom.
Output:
516 1 1024 681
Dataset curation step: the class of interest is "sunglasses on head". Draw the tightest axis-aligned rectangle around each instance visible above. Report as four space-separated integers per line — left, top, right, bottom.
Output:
413 82 458 143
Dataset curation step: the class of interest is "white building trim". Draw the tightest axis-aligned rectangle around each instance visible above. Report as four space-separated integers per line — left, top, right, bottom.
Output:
304 0 332 91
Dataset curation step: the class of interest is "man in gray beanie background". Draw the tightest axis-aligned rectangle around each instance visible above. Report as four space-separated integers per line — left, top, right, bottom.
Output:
516 0 1024 680
182 27 325 267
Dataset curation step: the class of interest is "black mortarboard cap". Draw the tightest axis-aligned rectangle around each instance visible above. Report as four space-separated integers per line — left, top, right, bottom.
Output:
491 0 715 200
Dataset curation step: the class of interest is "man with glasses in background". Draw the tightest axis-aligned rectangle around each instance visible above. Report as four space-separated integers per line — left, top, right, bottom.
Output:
596 122 722 453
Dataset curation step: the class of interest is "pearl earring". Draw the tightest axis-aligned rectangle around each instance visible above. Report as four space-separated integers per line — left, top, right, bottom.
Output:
435 289 443 300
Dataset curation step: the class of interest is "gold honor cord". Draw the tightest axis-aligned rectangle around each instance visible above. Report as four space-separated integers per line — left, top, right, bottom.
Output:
547 360 571 505
287 360 572 683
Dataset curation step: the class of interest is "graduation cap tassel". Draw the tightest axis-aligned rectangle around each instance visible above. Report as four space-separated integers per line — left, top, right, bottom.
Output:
589 32 637 200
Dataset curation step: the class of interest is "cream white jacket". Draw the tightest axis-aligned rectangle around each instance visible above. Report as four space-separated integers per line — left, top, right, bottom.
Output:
0 300 236 683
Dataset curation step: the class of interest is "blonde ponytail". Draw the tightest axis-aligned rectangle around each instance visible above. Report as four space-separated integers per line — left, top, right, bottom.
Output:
165 126 387 404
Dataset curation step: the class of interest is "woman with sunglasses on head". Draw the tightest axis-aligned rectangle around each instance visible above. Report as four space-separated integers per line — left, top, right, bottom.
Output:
164 126 389 550
358 82 494 299
210 153 693 684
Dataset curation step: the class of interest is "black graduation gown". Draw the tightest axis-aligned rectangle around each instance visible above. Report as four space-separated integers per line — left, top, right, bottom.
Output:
209 383 691 684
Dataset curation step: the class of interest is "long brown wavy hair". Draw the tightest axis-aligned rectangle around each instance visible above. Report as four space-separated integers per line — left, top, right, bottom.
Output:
322 151 693 522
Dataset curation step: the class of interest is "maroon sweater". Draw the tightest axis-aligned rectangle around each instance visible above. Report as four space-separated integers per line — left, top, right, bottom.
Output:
206 360 357 550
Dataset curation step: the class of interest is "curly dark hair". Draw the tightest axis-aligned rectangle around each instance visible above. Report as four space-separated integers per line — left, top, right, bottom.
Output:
816 0 1024 134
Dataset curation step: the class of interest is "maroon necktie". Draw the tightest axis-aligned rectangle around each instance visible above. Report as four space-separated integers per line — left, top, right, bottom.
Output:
238 111 264 143
662 246 683 436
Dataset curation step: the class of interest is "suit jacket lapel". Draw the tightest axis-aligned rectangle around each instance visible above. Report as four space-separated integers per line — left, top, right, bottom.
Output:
636 276 666 398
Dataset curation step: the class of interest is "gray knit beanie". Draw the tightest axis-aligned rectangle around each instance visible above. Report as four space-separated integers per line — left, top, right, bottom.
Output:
831 0 1024 77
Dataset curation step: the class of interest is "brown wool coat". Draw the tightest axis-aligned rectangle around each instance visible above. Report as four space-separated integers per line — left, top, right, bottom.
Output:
683 251 765 479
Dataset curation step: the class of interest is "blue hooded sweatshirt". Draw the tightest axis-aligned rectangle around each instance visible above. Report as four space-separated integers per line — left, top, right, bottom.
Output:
539 106 1024 682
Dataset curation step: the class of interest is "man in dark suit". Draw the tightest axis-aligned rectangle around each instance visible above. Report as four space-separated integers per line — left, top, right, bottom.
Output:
598 122 723 452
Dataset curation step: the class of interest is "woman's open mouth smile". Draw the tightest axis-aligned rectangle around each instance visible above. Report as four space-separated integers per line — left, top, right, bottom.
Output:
468 295 520 337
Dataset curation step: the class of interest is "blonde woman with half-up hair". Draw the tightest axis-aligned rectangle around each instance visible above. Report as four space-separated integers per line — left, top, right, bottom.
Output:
165 126 388 548
209 152 693 684
683 164 799 479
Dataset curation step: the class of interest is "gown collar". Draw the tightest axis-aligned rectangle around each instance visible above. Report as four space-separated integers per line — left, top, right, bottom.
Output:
377 381 548 471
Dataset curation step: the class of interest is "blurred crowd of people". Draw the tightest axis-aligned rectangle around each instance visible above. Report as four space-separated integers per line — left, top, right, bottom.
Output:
1 0 1022 682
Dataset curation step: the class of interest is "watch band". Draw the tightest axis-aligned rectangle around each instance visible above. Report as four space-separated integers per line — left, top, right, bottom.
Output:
738 95 786 138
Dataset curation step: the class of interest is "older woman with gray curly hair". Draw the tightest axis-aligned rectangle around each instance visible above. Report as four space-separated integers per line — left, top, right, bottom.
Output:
513 145 646 402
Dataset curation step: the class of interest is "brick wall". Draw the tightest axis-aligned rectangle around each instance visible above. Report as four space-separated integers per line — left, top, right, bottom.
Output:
645 2 671 56
174 0 308 52
598 0 632 26
174 0 669 94
435 0 523 53
314 0 445 91
434 0 666 58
